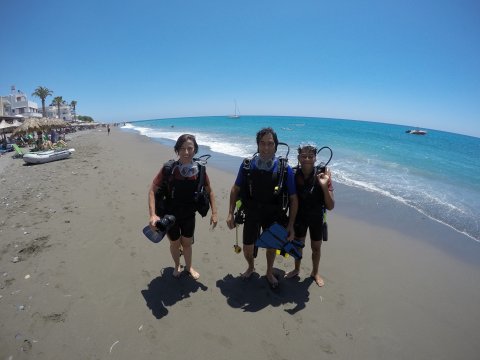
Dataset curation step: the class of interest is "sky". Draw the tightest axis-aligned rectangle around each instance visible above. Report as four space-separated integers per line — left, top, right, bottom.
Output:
1 0 479 137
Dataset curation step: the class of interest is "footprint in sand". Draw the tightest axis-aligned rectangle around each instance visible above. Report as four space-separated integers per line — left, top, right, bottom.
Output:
202 253 210 263
18 236 50 259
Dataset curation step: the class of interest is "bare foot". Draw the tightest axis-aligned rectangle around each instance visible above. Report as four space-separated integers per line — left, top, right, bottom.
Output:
186 267 200 280
172 266 182 278
311 273 324 287
285 269 300 279
240 268 255 279
266 273 279 289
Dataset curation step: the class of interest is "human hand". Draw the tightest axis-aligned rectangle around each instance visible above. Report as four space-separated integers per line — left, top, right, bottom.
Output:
210 213 218 229
287 224 295 241
226 213 236 230
317 167 331 188
149 215 161 230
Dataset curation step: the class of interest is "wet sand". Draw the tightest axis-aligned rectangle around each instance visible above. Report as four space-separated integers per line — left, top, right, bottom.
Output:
1 127 479 360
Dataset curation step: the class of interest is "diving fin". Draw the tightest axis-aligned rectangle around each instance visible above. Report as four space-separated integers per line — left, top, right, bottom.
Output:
142 225 167 244
255 223 288 249
255 224 305 260
282 241 303 260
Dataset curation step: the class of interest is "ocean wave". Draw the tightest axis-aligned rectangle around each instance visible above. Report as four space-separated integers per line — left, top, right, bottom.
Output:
123 123 255 159
334 168 480 242
123 118 480 243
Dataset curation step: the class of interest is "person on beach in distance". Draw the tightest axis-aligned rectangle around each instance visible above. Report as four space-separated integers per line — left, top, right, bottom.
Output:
148 134 218 279
286 144 334 287
107 124 111 135
226 127 298 288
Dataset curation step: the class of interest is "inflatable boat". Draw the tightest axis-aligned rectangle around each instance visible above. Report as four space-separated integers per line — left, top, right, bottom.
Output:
23 148 75 164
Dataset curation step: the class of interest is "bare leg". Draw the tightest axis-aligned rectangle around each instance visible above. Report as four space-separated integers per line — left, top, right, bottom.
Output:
266 248 278 287
286 238 305 278
169 238 182 277
181 236 199 279
241 244 255 278
311 240 324 287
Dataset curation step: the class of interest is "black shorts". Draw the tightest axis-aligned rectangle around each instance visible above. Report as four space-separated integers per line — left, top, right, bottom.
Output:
294 212 324 241
167 215 195 240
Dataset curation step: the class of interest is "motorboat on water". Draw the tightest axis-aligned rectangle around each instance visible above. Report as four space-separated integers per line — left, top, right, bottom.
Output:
23 148 75 164
406 129 427 135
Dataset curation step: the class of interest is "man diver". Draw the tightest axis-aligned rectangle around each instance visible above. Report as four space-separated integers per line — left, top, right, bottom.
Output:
226 127 298 288
286 143 334 287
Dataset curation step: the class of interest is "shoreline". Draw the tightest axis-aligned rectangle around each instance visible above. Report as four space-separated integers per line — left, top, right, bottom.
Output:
122 127 480 250
122 117 480 244
1 127 479 359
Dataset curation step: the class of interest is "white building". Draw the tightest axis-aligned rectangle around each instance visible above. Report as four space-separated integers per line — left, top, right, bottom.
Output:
1 86 75 121
1 86 42 118
45 103 74 121
0 96 12 116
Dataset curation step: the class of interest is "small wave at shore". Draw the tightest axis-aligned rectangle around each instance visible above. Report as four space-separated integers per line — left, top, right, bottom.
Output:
123 123 254 159
334 168 480 243
123 120 480 243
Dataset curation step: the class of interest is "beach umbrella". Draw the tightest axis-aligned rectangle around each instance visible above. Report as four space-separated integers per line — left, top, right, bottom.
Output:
41 117 69 129
12 117 45 136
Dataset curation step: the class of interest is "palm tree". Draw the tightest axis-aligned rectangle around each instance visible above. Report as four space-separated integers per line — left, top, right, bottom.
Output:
70 100 77 121
52 96 63 118
32 86 53 117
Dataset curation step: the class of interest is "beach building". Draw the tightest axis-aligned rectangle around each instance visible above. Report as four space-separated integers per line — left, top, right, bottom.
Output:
0 96 12 117
0 85 42 118
45 103 74 121
0 86 75 121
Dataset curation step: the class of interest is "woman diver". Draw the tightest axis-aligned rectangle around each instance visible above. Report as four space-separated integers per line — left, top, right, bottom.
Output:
148 134 218 279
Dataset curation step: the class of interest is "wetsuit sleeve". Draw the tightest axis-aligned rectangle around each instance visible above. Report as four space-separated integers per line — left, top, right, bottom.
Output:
285 166 297 196
234 164 244 187
152 167 164 187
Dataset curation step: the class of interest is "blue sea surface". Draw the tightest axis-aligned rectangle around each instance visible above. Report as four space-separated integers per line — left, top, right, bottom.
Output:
122 116 480 242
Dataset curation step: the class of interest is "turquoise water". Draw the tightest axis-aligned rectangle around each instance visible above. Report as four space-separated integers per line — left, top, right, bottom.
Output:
123 116 480 242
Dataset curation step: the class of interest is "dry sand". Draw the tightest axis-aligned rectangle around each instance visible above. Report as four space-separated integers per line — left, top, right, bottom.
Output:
1 127 480 360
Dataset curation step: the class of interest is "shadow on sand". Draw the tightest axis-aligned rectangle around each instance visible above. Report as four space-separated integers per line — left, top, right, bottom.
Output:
141 267 208 319
216 269 312 314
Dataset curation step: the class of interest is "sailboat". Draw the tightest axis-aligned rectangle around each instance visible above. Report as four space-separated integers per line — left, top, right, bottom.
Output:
228 100 240 119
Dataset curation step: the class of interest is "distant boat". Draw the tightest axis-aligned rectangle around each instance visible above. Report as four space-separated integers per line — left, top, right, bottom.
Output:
406 129 427 135
228 100 240 119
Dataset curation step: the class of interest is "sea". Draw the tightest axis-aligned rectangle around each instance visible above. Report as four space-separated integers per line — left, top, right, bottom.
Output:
122 116 480 243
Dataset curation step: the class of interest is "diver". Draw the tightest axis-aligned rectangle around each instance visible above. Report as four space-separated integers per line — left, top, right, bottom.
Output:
148 134 218 279
286 143 335 287
226 127 298 289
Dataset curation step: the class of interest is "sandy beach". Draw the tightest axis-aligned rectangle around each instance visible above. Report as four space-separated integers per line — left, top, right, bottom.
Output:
1 127 480 360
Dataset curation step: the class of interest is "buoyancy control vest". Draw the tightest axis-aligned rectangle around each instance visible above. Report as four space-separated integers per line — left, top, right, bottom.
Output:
155 158 210 218
239 156 290 218
294 166 325 215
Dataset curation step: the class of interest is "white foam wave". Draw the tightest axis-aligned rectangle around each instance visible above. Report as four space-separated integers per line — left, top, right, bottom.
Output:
334 171 411 205
123 124 255 159
122 123 480 242
333 168 480 242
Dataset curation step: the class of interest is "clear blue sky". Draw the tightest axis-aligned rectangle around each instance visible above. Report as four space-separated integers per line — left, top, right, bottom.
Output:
1 0 479 137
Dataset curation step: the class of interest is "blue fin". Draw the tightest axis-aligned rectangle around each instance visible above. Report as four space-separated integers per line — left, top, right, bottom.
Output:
255 223 288 249
142 225 167 244
291 239 305 248
282 242 303 260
